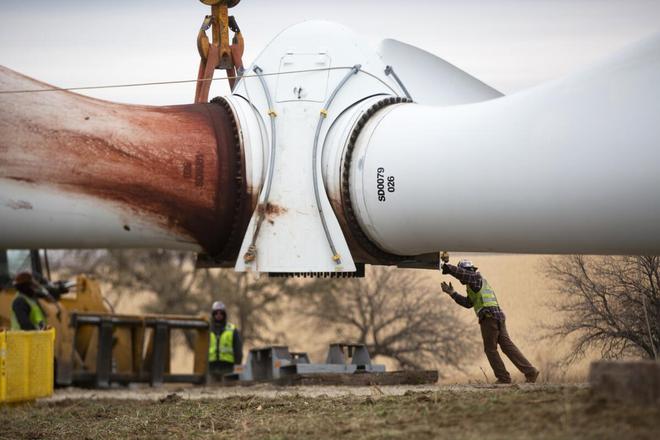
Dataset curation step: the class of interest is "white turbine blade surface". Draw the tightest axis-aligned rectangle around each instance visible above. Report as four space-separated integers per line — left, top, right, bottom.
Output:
377 38 503 106
352 33 660 255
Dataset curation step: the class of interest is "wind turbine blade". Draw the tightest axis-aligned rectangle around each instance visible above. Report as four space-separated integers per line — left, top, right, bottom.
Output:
377 38 503 105
350 33 660 255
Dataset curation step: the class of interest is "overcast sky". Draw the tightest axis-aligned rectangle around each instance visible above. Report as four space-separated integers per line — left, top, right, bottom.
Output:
1 0 659 104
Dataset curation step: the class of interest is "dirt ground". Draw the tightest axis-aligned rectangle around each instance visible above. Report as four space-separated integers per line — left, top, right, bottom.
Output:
2 384 658 440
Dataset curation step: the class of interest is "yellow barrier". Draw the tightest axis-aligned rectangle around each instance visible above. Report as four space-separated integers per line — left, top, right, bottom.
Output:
0 328 55 403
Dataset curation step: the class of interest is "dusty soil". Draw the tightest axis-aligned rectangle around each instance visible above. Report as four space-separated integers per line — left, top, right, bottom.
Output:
2 384 658 439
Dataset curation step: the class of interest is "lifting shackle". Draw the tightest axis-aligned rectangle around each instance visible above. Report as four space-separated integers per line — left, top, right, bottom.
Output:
195 0 244 102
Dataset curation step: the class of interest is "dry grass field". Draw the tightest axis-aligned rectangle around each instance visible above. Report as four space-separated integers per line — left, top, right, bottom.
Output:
3 385 658 440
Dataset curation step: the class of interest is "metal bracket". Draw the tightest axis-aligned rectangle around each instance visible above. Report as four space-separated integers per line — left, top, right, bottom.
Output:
385 65 413 100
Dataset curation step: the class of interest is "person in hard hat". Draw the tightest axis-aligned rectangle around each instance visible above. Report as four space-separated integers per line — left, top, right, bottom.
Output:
10 272 47 331
208 301 243 375
439 254 539 384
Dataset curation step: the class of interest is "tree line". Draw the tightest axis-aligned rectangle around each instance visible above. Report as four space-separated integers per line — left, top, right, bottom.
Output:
52 251 660 372
52 250 475 372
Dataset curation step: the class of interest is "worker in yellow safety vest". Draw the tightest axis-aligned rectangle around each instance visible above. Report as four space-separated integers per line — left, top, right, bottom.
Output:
208 301 243 375
439 254 539 384
10 272 47 331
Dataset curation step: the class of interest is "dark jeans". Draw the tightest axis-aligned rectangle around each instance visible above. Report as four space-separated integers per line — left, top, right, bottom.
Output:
209 360 235 382
479 317 537 382
209 360 235 374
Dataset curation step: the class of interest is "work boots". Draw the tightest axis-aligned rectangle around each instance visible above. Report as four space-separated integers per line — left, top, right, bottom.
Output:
525 369 540 383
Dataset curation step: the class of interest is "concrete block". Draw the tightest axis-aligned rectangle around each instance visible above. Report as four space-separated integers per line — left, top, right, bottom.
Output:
589 360 660 405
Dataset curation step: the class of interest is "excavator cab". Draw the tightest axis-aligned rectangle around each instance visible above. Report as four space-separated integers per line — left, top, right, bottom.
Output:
0 249 31 286
0 249 49 327
0 250 13 289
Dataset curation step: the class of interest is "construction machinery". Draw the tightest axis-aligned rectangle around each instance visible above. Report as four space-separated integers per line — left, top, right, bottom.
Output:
0 249 210 388
2 250 431 390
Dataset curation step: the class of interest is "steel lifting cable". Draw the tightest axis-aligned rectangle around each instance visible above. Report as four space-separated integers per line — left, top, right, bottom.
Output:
0 66 399 96
243 65 277 263
312 65 361 267
384 65 413 101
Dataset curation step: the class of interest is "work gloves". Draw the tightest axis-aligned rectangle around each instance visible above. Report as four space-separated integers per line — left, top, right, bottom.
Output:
439 251 450 274
440 251 453 291
441 281 456 296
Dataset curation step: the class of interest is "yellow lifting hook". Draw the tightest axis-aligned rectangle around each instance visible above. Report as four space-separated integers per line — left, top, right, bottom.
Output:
195 0 244 102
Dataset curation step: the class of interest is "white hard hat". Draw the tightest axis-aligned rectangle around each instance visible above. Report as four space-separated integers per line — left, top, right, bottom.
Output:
457 259 477 270
211 301 226 312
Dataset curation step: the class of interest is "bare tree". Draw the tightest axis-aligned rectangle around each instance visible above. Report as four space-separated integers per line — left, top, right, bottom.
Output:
51 250 294 346
191 269 292 345
52 250 198 311
544 255 660 363
297 266 476 370
52 251 478 367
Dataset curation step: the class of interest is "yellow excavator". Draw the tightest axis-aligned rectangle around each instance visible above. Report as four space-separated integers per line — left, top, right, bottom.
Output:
0 249 209 388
